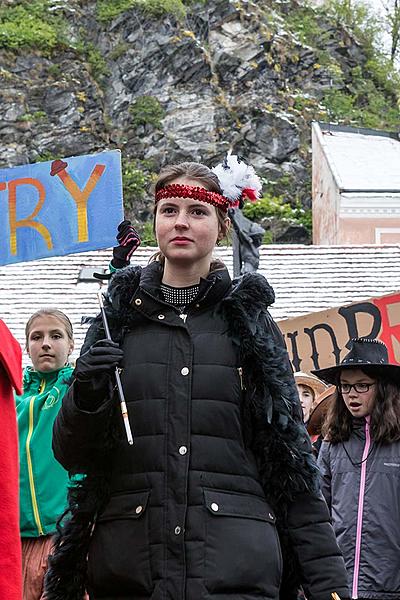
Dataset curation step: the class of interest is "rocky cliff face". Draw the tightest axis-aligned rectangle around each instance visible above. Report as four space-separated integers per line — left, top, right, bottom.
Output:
0 0 396 242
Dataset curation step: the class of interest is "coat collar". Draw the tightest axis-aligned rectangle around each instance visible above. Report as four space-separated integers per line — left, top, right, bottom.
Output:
107 261 233 314
22 364 73 390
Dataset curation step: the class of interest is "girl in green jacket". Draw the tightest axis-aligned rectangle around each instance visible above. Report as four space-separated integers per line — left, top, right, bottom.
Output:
16 308 74 600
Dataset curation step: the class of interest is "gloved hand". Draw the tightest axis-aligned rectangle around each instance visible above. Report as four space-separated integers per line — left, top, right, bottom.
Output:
74 339 124 407
75 339 124 382
110 220 141 269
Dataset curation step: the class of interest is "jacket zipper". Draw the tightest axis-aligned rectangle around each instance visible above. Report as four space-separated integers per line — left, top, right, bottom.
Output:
352 416 371 599
237 367 245 390
26 379 45 536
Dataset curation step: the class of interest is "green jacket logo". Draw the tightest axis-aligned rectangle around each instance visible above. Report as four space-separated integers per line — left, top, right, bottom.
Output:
42 388 60 410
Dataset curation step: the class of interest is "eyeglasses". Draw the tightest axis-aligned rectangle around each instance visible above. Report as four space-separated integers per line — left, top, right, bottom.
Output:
338 382 376 394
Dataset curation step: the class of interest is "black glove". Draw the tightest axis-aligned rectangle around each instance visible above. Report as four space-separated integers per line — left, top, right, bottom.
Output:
111 220 141 269
75 339 124 382
74 339 124 408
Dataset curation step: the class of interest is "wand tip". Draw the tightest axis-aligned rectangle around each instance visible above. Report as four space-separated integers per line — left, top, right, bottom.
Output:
97 290 104 307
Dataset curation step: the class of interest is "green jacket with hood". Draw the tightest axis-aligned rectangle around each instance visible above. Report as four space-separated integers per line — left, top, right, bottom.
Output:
16 364 73 537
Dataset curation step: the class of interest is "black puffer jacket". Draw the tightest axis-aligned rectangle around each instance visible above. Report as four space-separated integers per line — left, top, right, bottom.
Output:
49 262 348 600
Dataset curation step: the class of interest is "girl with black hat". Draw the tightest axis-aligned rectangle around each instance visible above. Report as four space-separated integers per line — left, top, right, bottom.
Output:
313 338 400 600
46 157 348 600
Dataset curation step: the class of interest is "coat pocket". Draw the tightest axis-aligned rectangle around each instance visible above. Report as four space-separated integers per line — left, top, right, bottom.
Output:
87 489 153 595
203 488 282 597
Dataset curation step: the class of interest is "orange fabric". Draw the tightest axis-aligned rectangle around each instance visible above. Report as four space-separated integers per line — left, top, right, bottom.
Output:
22 537 89 600
22 536 54 600
0 319 22 600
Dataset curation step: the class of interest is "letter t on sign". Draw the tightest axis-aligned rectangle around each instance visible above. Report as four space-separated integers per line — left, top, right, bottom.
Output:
50 159 106 243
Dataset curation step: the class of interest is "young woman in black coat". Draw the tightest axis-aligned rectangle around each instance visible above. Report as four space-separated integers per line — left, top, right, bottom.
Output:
46 158 348 600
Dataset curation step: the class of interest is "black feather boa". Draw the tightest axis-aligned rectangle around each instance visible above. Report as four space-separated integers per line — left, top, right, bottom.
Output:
45 475 110 600
45 265 318 600
220 272 319 599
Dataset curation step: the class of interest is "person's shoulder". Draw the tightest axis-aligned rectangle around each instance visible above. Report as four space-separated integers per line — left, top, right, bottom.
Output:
231 272 275 308
108 264 143 291
57 364 75 384
319 438 337 457
106 264 144 309
15 367 34 406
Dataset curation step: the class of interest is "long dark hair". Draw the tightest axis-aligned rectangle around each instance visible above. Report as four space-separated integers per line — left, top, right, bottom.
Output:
322 367 400 443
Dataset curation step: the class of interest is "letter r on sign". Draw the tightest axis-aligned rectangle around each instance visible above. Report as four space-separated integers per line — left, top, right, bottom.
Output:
8 178 53 255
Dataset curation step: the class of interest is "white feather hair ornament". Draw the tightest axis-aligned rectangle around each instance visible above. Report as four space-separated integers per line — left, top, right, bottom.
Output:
212 151 262 206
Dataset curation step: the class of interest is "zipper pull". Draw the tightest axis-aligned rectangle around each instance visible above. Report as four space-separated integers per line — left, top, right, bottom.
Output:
238 367 245 390
179 313 188 323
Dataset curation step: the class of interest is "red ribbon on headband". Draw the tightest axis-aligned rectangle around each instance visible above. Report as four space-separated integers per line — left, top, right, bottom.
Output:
155 184 231 210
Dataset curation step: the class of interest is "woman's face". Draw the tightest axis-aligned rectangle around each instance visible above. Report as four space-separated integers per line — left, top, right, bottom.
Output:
297 384 314 422
339 368 377 418
27 315 74 373
155 176 223 269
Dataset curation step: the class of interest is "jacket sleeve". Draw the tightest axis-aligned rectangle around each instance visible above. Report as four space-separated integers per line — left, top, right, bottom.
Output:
317 441 332 511
286 490 348 600
52 319 116 474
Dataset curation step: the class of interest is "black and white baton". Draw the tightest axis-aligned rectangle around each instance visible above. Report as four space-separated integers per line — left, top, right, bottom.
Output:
97 291 134 445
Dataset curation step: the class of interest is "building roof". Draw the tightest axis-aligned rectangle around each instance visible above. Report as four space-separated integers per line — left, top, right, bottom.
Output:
315 123 400 193
1 244 400 364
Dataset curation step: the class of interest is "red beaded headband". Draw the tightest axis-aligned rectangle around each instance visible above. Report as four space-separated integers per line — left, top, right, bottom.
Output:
155 184 230 210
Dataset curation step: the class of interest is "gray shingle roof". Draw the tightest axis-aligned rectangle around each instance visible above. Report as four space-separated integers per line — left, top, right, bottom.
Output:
1 244 399 364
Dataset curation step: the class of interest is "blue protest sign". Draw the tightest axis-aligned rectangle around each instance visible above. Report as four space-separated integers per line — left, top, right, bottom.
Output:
0 150 124 265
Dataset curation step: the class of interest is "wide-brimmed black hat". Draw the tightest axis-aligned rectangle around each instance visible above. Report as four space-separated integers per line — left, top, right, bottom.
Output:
311 338 400 385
